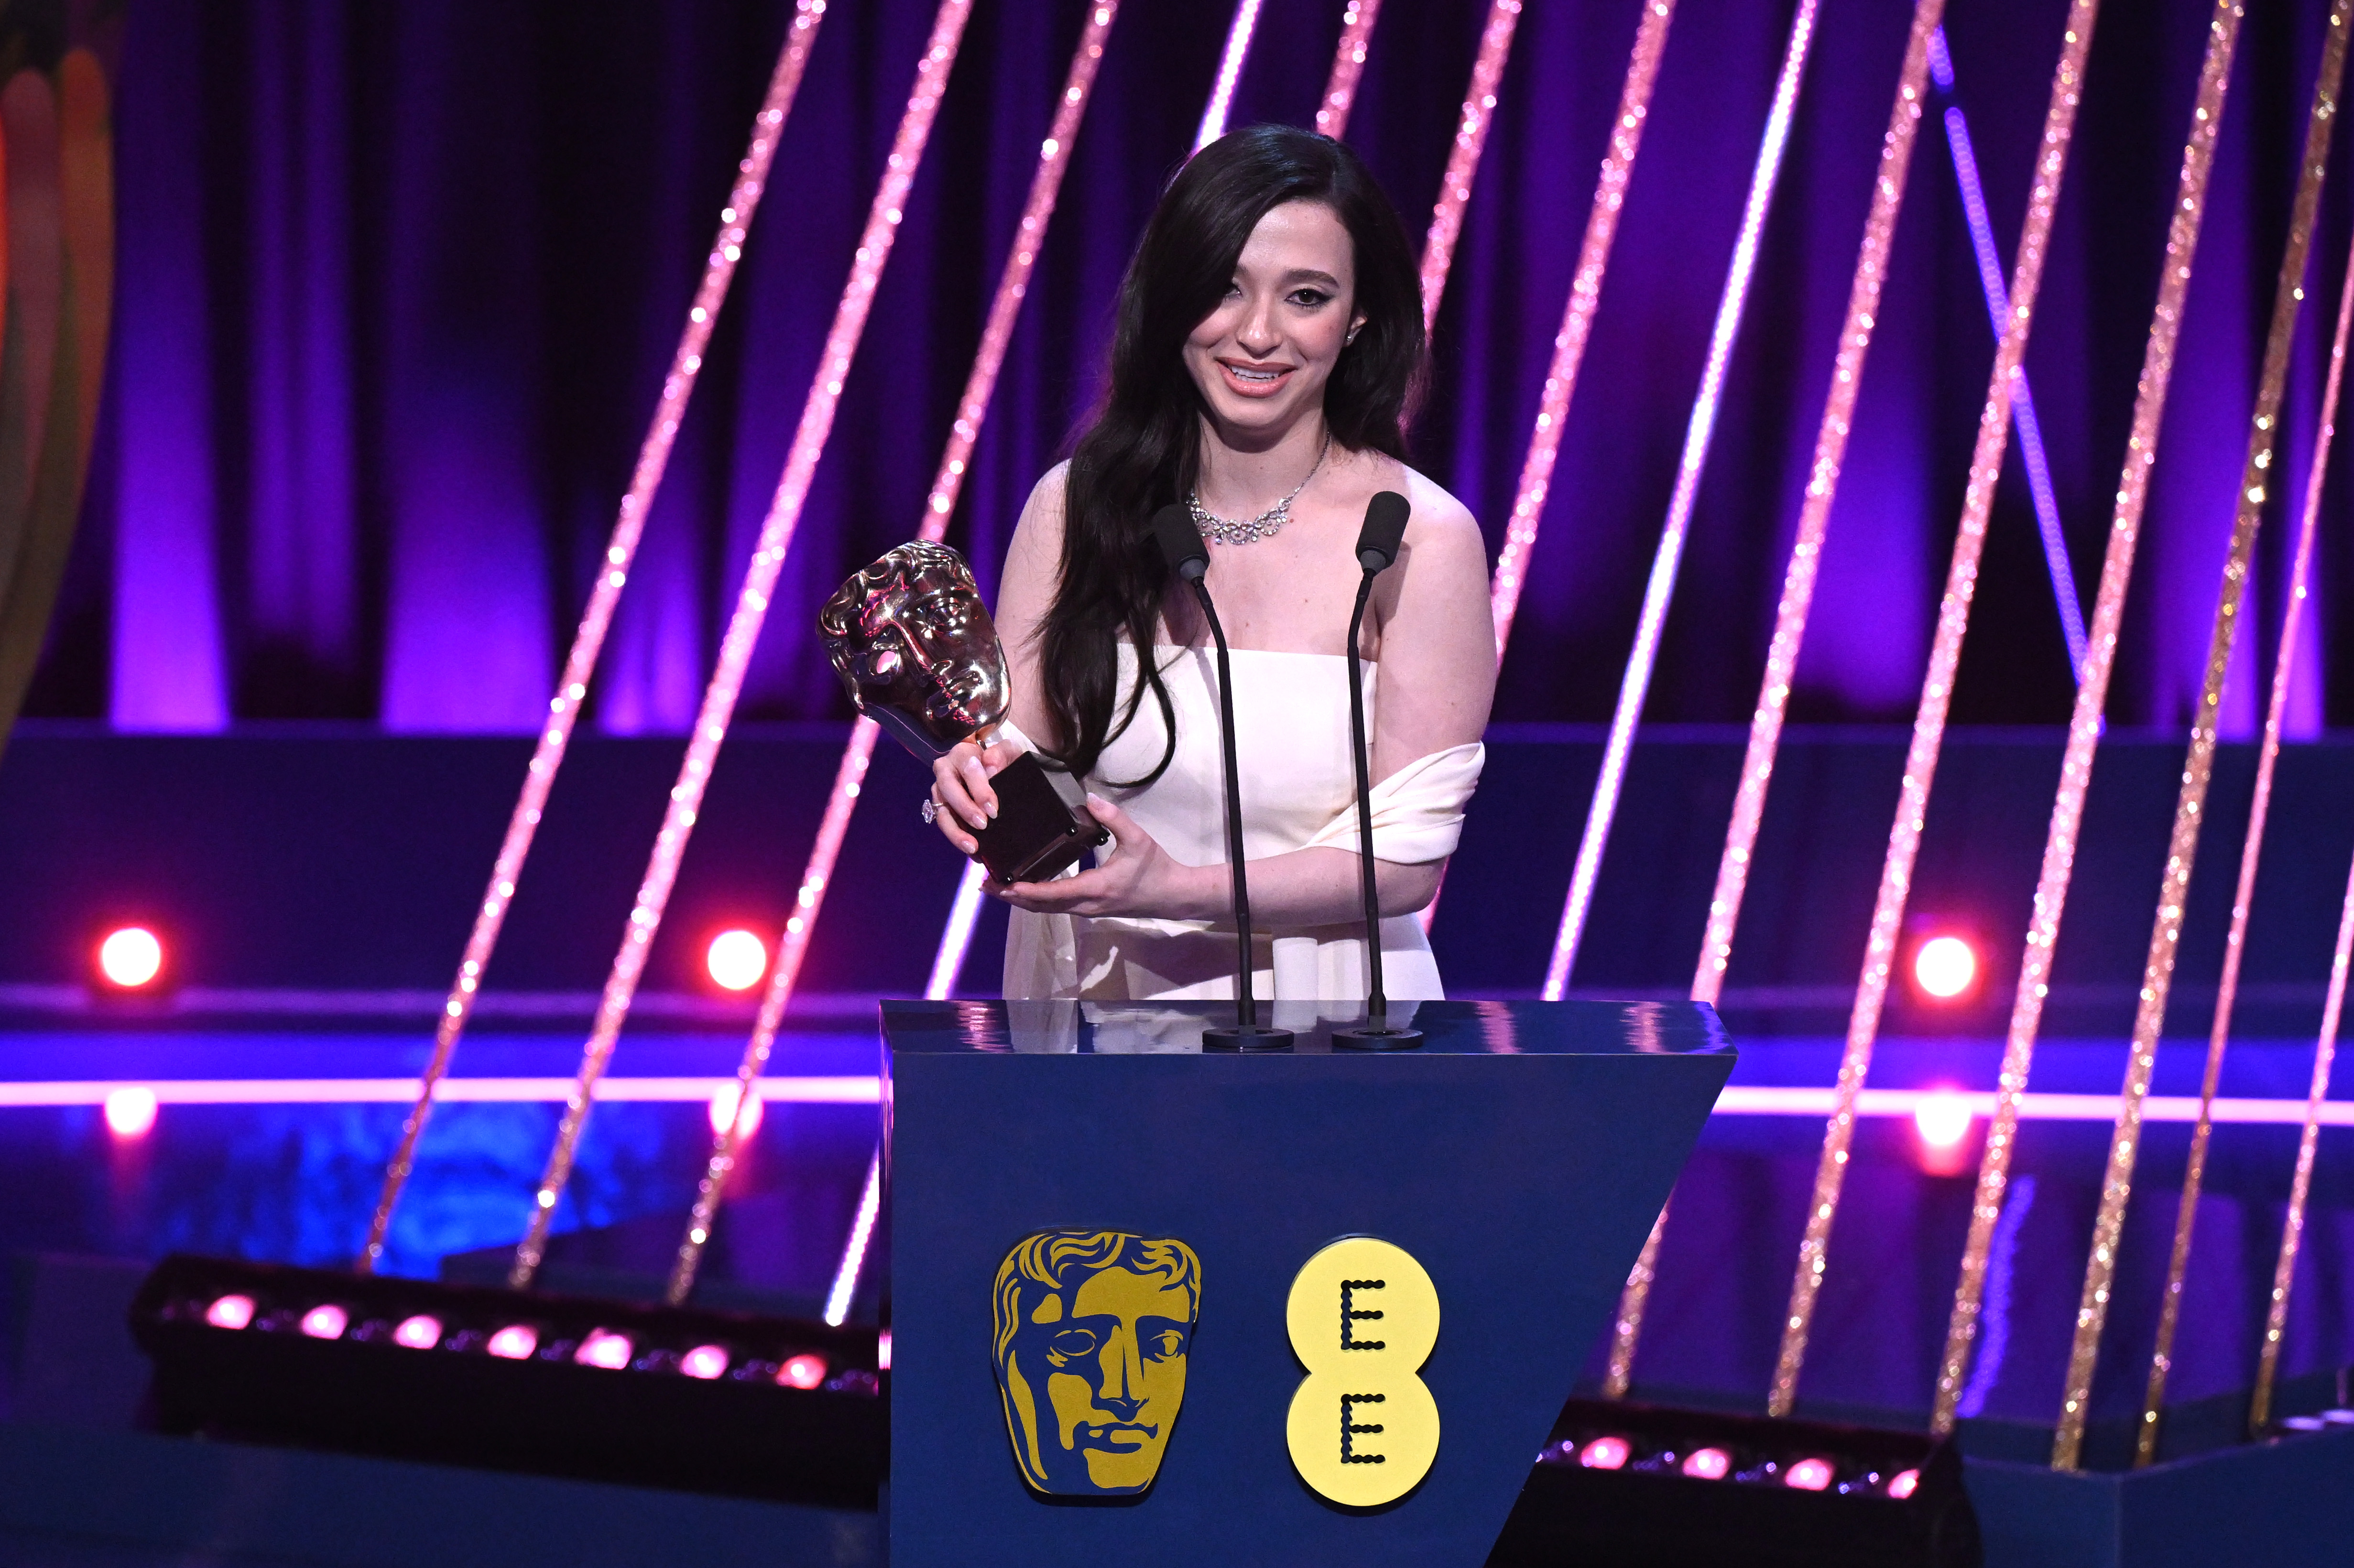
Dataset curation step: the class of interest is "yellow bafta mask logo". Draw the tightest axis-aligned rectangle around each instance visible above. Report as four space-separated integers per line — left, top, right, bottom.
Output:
1286 1236 1442 1507
992 1230 1203 1497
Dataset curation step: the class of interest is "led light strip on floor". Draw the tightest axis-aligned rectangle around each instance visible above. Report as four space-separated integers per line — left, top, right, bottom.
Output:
0 1078 882 1107
358 0 830 1275
509 0 978 1293
8 1078 2345 1125
665 0 1124 1307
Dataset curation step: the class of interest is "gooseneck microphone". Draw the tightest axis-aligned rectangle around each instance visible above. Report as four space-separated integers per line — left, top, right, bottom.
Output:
1332 491 1423 1050
1151 504 1293 1051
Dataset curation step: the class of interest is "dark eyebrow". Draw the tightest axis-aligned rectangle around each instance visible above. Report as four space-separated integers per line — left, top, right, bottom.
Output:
1282 270 1341 291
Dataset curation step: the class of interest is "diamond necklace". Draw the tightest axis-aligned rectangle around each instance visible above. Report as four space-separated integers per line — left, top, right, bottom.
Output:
1187 433 1330 545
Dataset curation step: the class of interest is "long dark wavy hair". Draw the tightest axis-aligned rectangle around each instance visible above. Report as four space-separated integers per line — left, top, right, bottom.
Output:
1033 124 1426 786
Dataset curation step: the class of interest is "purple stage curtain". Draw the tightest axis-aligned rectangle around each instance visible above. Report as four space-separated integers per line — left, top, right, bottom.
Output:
23 0 2354 733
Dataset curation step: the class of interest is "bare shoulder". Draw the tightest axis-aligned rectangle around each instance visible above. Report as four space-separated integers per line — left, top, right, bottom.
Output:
1391 463 1486 573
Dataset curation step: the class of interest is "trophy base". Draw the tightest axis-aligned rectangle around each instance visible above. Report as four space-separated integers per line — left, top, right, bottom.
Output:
1202 1024 1295 1052
1332 1025 1424 1051
972 752 1111 885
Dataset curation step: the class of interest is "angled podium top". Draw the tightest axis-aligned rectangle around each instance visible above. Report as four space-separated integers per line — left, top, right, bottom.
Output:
880 996 1734 1057
882 998 1734 1568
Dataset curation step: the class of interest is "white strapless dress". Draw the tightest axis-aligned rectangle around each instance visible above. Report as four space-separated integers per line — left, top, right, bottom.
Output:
1003 643 1484 1006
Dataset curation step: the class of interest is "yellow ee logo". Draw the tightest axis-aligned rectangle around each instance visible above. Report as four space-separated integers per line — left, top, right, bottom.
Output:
1285 1236 1440 1507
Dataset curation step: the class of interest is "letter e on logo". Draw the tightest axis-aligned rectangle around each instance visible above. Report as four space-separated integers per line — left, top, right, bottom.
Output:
1285 1236 1439 1506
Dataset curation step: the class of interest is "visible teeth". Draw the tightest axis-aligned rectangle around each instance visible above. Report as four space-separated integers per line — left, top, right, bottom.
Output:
1231 366 1278 381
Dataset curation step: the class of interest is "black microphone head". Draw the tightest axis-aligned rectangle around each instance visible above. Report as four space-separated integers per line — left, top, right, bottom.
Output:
1355 490 1410 572
1152 503 1210 581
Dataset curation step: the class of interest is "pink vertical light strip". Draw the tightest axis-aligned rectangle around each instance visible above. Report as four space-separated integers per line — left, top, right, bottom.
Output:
1419 0 1673 942
1773 0 2104 1423
507 0 977 1291
1602 0 1940 1400
1689 0 1941 1008
665 2 1123 1305
823 1150 884 1327
1419 0 1522 337
1541 0 1820 1003
1315 0 1384 140
1488 0 1676 660
926 861 991 998
1195 0 1267 152
356 0 829 1274
2252 846 2354 1433
2141 207 2354 1464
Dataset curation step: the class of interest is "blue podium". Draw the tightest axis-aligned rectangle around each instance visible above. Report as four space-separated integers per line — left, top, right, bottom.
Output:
882 999 1733 1566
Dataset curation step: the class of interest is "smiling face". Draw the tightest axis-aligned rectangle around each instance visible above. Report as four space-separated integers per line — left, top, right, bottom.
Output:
1182 199 1363 441
816 542 1007 755
993 1231 1202 1497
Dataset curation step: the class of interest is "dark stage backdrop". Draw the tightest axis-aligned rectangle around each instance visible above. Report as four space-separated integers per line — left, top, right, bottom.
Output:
23 0 2354 734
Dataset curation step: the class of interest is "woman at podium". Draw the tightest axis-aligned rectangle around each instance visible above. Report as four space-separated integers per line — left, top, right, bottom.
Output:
926 124 1495 1005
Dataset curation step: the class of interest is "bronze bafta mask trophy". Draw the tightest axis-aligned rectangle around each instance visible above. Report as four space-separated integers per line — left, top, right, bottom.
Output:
818 542 1108 885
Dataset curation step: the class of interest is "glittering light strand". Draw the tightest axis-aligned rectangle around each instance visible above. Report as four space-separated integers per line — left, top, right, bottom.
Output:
1605 0 1939 1402
1929 28 2088 678
1314 0 1384 140
1194 0 1265 152
1489 0 1676 664
664 0 1121 1307
2049 0 2347 1473
357 0 830 1275
2142 175 2353 1468
2252 848 2354 1435
1768 0 2103 1424
1419 0 1522 337
1543 0 1819 1005
1931 0 2243 1441
508 0 977 1292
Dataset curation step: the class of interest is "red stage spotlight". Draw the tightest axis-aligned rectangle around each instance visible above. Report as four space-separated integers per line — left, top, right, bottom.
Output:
95 926 165 990
706 928 769 992
708 1080 764 1141
1913 1086 1976 1177
300 1304 349 1340
393 1313 444 1350
1577 1435 1631 1470
486 1324 539 1361
1886 1467 1921 1499
103 1086 159 1139
680 1343 731 1381
1679 1446 1731 1480
204 1294 256 1330
777 1352 829 1390
1910 932 1979 1002
1784 1456 1835 1491
575 1328 634 1370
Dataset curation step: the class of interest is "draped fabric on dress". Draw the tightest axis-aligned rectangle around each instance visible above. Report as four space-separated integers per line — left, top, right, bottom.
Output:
1002 644 1484 1008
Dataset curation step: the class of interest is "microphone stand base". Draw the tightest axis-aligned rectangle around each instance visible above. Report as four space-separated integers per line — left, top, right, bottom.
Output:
1202 1024 1295 1052
1332 1026 1423 1051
